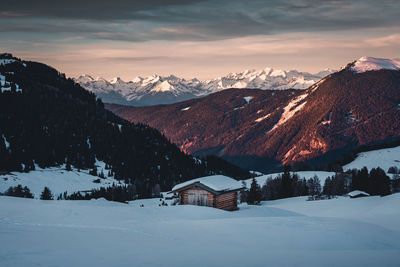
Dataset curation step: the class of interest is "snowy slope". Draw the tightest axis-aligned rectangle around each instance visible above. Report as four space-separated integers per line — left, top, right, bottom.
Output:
262 194 400 232
343 145 400 172
0 162 124 198
76 68 333 106
351 56 400 73
1 194 399 267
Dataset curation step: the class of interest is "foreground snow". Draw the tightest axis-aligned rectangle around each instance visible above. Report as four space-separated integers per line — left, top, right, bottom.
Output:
1 194 399 267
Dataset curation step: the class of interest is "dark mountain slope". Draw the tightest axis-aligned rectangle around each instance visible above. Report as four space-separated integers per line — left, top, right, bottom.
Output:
0 54 250 196
259 67 400 165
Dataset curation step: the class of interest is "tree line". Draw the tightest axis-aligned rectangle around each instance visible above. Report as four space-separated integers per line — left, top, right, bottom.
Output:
245 166 394 204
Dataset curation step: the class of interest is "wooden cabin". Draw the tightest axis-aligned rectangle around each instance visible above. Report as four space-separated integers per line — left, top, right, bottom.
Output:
347 190 370 198
170 175 244 211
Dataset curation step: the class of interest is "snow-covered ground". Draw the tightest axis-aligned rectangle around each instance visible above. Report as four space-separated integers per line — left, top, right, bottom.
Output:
343 146 400 173
1 194 399 267
0 162 124 198
244 171 336 188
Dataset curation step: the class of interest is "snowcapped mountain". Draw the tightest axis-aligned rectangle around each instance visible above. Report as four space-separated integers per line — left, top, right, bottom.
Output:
350 56 400 73
76 68 334 106
106 56 400 172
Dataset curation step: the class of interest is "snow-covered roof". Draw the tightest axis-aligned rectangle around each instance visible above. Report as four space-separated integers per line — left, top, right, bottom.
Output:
171 175 243 193
348 190 370 197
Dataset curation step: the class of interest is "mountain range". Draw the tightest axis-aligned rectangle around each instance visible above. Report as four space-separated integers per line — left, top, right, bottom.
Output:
76 68 334 106
106 57 400 172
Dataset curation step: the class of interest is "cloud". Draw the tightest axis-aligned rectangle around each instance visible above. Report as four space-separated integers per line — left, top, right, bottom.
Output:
1 0 400 42
365 33 400 47
1 0 205 20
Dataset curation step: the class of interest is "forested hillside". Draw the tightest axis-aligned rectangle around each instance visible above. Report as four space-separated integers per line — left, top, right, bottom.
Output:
0 53 250 197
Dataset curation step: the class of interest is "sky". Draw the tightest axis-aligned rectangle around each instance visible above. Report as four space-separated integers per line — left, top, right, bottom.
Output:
1 0 400 80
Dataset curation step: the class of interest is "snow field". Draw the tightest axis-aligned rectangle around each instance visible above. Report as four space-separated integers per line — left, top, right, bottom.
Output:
0 162 124 198
1 194 400 267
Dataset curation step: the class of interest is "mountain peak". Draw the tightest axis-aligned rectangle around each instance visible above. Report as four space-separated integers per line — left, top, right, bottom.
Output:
151 80 175 92
351 56 400 73
110 77 124 84
78 74 94 81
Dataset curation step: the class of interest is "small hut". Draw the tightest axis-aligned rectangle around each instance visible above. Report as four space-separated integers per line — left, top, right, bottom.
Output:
170 175 244 211
347 190 370 198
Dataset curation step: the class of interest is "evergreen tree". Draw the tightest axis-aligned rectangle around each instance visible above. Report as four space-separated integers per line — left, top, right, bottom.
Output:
89 166 97 176
247 178 262 205
307 176 321 199
370 167 391 196
240 181 248 203
66 161 72 171
388 166 399 174
4 185 33 198
152 183 161 197
280 167 293 198
40 186 53 200
350 167 369 192
323 177 333 197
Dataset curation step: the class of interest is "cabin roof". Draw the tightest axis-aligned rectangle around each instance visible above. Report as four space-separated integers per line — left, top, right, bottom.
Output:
347 190 370 197
170 175 244 195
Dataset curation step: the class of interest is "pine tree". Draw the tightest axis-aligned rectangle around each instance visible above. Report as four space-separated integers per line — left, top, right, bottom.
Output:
247 178 262 205
152 184 161 198
370 167 391 196
66 161 72 171
89 166 97 176
280 168 293 198
307 176 321 200
240 181 248 203
40 186 53 200
4 185 33 198
323 177 333 197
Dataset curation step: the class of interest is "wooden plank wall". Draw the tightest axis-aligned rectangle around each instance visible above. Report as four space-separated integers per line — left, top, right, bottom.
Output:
179 186 215 207
215 192 237 211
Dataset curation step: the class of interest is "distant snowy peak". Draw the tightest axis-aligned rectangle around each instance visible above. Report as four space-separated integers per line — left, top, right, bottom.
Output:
351 56 400 73
207 67 332 90
76 67 334 106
